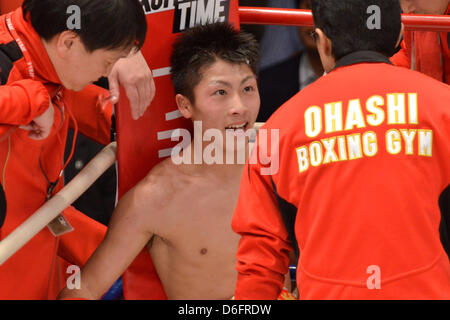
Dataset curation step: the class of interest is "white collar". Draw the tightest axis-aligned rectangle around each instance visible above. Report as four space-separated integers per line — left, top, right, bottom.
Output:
299 52 319 91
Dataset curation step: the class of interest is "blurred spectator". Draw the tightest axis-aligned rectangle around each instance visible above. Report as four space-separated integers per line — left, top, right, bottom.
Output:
239 0 268 43
258 0 304 70
257 0 322 122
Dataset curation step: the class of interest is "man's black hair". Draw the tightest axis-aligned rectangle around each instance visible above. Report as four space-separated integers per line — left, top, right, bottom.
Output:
22 0 147 52
170 22 259 103
311 0 402 59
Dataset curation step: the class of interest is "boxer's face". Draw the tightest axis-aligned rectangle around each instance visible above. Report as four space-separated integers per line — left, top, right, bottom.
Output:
46 31 130 91
177 58 260 146
400 0 449 14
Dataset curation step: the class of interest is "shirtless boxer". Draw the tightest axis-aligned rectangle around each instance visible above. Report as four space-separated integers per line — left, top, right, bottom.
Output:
59 22 260 300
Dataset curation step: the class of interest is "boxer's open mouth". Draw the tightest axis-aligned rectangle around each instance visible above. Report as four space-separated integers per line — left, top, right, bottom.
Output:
225 122 248 131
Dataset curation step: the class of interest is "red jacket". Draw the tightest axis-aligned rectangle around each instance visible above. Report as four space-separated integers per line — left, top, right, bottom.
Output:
391 5 450 84
0 0 23 15
232 51 450 299
0 8 111 299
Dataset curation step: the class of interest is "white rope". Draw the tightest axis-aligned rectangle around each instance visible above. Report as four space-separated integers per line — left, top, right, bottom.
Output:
0 142 117 265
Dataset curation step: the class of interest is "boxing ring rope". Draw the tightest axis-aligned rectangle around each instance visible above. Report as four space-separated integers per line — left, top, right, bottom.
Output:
0 142 117 266
239 7 450 32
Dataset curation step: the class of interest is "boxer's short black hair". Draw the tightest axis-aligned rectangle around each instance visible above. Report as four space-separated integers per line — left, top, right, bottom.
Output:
311 0 402 59
170 22 259 103
22 0 147 52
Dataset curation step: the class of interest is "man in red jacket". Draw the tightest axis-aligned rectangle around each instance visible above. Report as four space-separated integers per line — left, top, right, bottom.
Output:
0 0 152 299
232 0 450 299
392 0 450 84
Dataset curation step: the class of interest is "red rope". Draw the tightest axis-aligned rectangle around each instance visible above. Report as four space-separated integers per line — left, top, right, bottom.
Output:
239 7 450 32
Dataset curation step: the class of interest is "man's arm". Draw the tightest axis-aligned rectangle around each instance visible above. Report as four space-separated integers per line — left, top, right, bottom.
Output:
58 176 158 300
0 79 55 140
232 142 293 300
108 50 155 120
0 79 50 125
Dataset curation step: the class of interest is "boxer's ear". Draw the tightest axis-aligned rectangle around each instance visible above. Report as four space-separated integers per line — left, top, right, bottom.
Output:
175 94 193 119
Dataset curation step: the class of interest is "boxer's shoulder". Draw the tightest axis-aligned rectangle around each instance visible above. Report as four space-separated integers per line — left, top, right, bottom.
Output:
135 158 194 209
148 157 193 189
